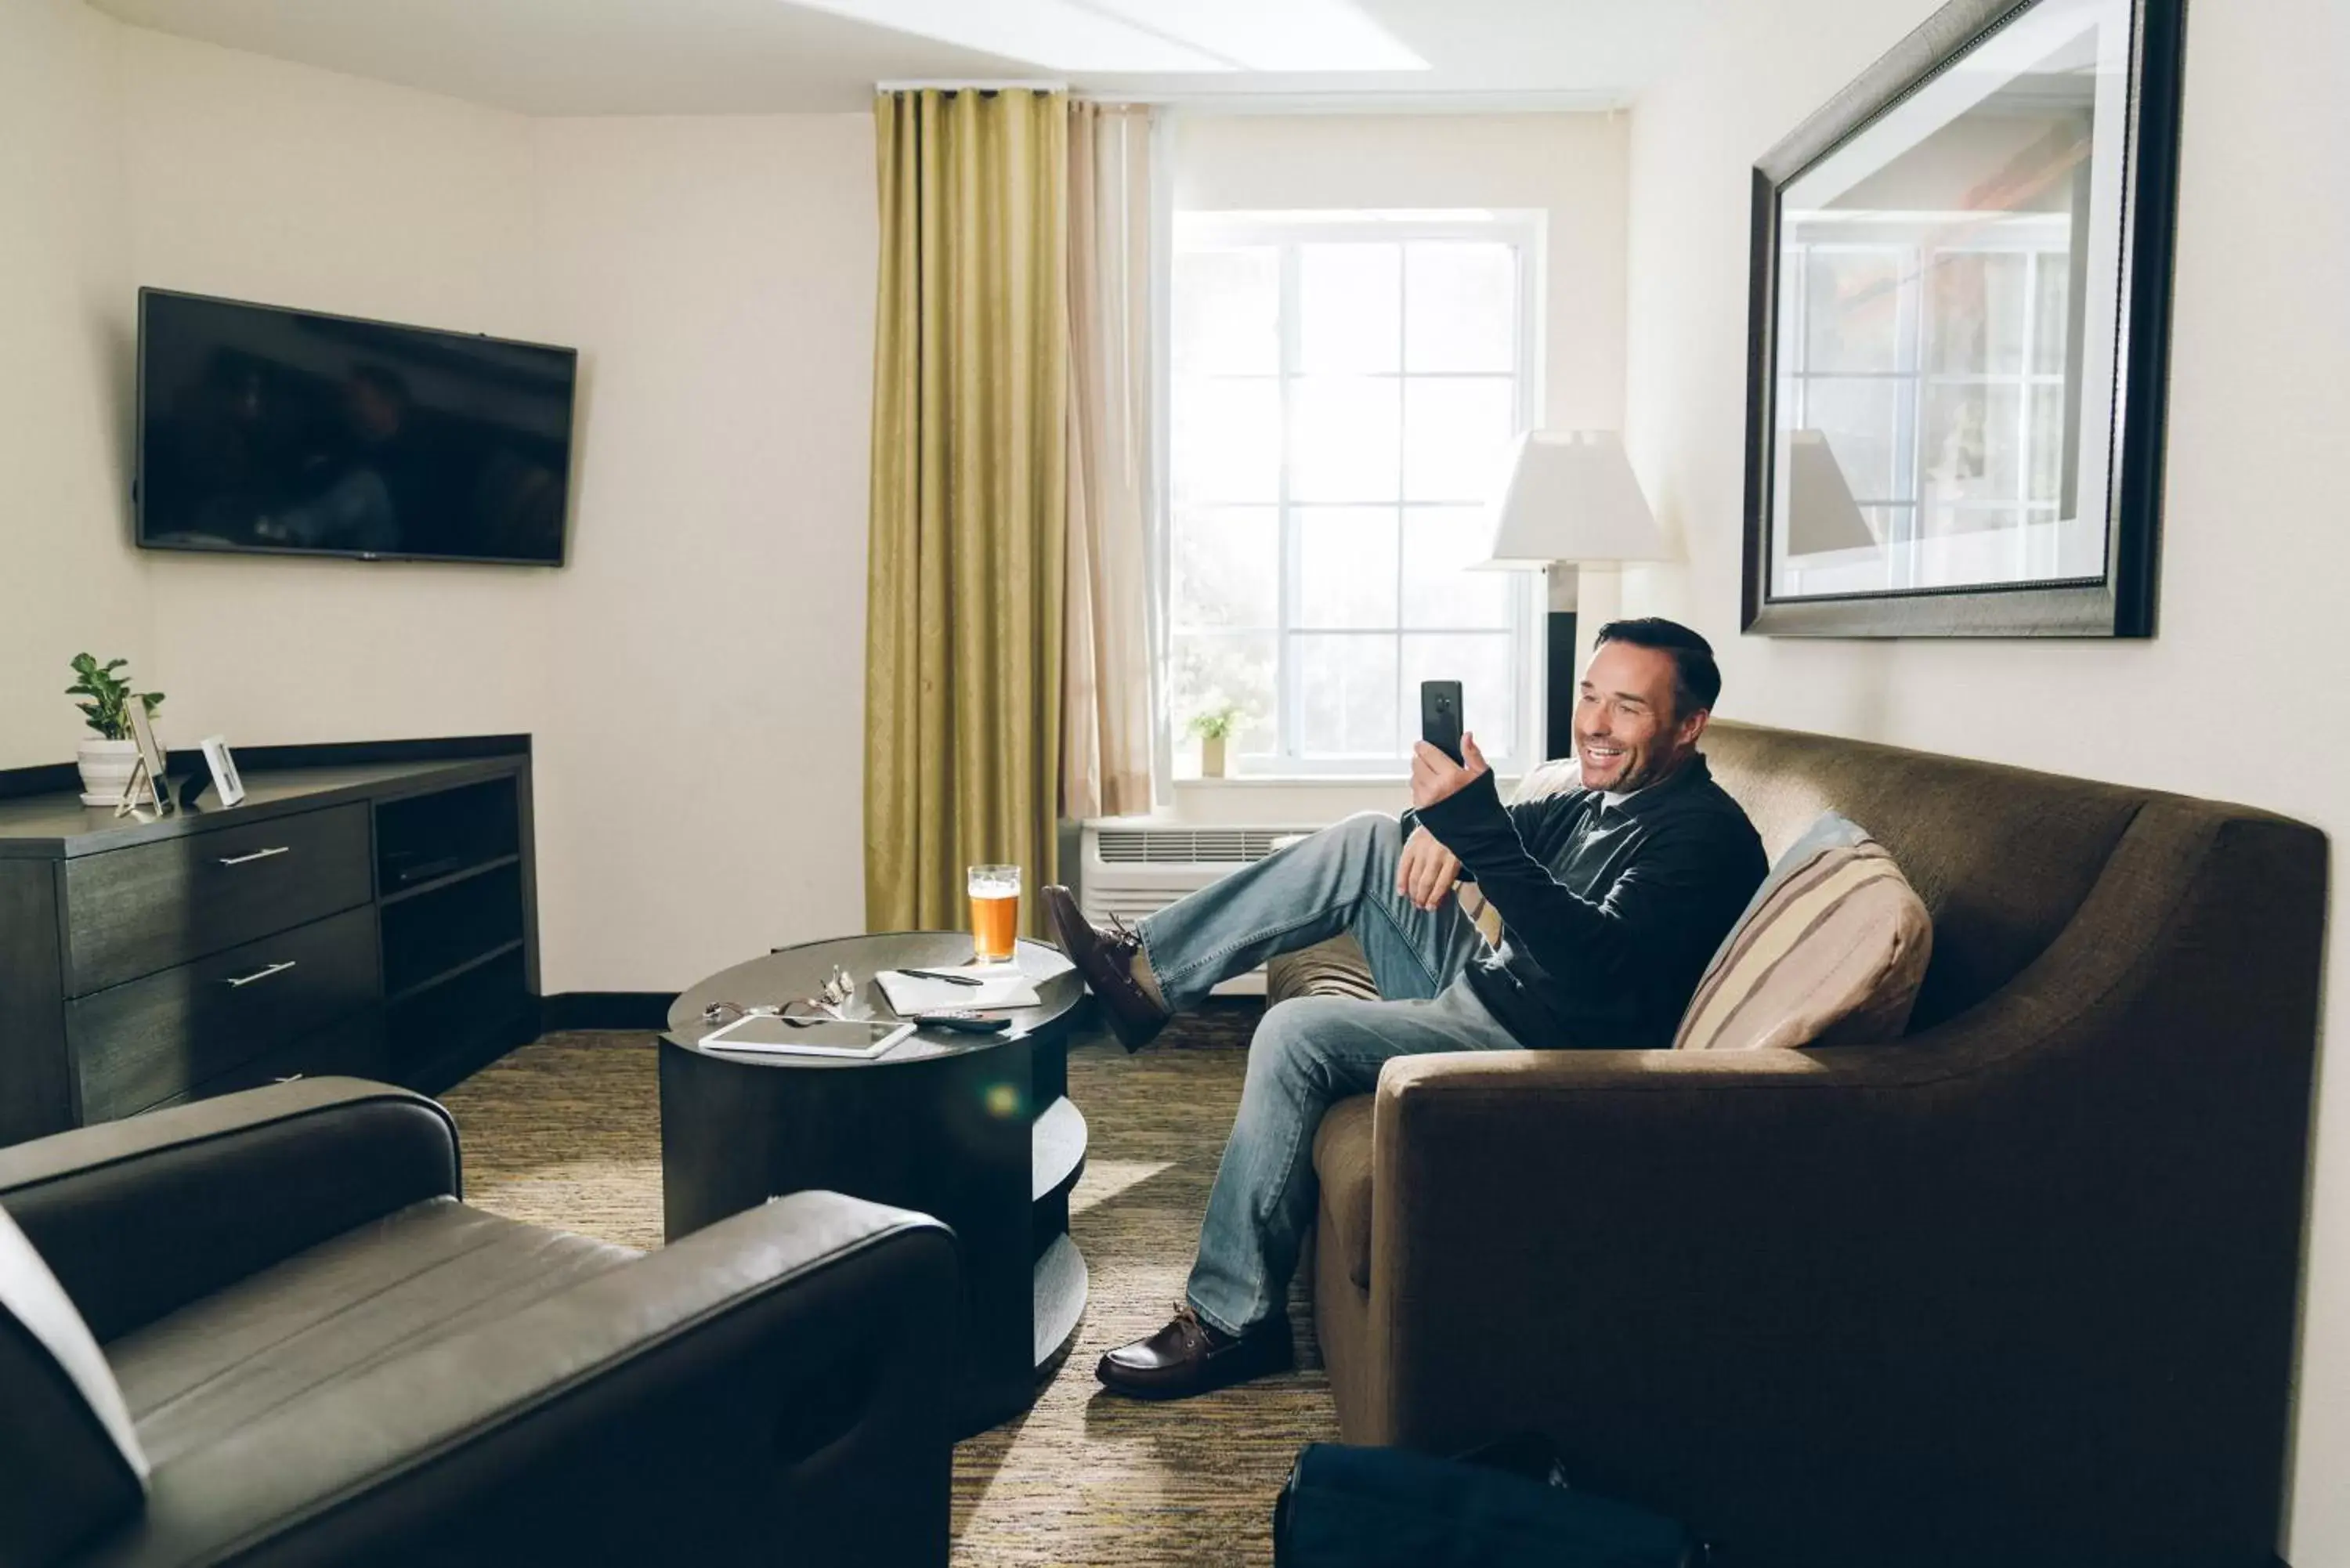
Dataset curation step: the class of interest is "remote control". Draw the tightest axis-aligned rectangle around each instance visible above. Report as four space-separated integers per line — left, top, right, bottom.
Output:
912 1010 1013 1034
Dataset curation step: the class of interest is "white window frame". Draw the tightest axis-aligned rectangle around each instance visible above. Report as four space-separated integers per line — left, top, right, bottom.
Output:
1166 208 1546 779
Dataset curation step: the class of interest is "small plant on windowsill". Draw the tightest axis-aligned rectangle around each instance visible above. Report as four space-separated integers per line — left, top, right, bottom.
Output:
66 653 164 806
1186 701 1246 780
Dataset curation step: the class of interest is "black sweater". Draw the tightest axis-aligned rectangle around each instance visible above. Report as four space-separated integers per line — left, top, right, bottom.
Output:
1408 753 1767 1050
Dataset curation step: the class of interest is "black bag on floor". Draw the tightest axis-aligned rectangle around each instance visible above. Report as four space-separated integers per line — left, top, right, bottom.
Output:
1274 1436 1705 1568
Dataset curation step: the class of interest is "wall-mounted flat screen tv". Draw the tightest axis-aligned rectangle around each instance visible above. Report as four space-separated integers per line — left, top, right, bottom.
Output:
136 288 578 566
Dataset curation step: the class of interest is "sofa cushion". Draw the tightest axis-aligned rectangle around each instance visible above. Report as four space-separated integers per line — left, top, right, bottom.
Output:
1672 813 1931 1052
0 1201 150 1568
1267 935 1381 1006
1314 1097 1378 1289
107 1194 638 1467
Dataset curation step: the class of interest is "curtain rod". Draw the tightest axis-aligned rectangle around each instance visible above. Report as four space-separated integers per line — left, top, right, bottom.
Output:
875 79 1069 93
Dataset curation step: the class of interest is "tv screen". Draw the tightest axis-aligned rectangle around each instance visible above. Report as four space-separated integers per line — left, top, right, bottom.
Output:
136 289 577 565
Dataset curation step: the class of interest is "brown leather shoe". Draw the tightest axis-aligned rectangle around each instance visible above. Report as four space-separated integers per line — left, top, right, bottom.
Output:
1041 884 1169 1052
1096 1304 1293 1400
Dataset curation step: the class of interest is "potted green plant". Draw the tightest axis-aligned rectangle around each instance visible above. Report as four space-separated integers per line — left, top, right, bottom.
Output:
67 653 164 806
1187 700 1246 779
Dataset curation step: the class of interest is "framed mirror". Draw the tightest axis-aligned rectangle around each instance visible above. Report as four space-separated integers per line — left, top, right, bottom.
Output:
1741 0 2186 637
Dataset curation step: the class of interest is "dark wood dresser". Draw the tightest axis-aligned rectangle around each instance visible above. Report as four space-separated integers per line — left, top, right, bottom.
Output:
0 737 538 1147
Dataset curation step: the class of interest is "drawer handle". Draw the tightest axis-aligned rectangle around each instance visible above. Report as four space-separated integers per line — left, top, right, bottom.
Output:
224 960 298 989
218 846 292 867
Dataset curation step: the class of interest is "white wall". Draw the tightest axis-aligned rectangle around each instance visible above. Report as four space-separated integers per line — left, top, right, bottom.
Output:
1 5 880 995
1621 2 2350 1559
1169 110 1628 823
0 0 147 763
115 27 559 753
530 114 877 989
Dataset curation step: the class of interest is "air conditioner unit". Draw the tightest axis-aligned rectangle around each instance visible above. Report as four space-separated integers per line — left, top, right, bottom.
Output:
1075 822 1325 996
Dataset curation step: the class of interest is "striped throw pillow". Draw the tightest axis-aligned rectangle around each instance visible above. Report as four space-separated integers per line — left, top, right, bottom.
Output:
1672 812 1931 1053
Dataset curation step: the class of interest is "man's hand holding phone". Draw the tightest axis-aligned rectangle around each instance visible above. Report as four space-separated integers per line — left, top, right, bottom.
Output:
1410 730 1491 812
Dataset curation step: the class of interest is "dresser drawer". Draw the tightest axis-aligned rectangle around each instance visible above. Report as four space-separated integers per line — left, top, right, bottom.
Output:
156 1011 391 1111
62 804 373 995
69 905 381 1122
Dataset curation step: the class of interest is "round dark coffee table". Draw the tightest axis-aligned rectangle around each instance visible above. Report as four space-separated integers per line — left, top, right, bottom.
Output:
660 931 1088 1435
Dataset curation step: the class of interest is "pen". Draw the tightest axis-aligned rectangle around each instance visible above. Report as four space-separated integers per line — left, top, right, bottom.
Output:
898 967 984 987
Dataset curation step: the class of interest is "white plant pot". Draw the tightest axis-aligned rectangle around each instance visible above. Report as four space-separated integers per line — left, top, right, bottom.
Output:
77 738 140 807
1200 734 1227 779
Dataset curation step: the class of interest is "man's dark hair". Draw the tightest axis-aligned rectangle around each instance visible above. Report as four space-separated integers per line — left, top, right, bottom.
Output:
1594 617 1722 718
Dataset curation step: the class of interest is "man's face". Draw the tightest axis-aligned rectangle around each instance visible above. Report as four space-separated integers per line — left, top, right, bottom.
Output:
1574 640 1708 794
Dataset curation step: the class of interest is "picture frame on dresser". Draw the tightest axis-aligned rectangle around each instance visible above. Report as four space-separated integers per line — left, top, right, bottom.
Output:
199 735 247 807
1741 0 2186 638
115 702 171 818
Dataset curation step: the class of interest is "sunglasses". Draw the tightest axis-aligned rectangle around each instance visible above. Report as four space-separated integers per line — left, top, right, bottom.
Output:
700 964 859 1029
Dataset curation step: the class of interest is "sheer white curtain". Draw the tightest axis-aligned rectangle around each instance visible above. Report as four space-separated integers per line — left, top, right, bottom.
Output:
1061 100 1158 821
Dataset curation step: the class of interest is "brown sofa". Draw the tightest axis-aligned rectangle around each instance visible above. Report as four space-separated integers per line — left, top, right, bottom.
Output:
1273 720 2326 1568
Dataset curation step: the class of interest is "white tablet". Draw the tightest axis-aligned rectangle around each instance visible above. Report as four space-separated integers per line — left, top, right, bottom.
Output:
697 1014 916 1059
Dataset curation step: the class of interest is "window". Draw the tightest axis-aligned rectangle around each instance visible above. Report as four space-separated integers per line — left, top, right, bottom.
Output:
1166 211 1541 777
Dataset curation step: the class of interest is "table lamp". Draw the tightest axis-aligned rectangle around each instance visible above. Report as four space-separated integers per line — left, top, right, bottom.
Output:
1470 430 1668 757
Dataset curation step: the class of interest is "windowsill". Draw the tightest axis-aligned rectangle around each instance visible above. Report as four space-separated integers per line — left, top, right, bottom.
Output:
1175 773 1528 788
1177 773 1404 787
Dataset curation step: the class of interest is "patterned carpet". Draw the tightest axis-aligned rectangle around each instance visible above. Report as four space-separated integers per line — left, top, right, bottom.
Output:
439 1001 1336 1567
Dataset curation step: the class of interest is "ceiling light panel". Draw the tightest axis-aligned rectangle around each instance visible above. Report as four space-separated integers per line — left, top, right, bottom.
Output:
788 0 1231 71
1081 0 1426 71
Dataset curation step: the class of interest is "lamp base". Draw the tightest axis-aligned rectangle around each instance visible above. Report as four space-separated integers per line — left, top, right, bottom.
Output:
1545 609 1578 761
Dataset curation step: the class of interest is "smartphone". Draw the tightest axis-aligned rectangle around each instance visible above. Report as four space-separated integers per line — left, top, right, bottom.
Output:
1419 680 1464 764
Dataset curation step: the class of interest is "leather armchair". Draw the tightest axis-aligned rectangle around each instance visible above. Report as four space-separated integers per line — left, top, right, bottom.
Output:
0 1078 957 1568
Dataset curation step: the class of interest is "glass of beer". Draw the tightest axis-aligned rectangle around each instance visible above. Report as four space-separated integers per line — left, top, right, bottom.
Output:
967 864 1021 963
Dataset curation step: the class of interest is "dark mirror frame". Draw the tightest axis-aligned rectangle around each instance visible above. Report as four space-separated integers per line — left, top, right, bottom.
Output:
1741 0 2186 638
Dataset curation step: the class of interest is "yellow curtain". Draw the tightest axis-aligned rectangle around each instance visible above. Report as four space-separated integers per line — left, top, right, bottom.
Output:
866 89 1069 938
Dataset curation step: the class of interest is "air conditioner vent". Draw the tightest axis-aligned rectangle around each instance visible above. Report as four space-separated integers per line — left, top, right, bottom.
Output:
1095 828 1294 865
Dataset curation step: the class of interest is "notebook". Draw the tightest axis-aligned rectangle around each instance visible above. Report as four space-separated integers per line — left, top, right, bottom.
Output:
874 962 1041 1015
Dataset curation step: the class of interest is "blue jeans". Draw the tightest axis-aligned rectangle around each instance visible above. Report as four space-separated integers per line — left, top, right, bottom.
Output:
1136 812 1525 1337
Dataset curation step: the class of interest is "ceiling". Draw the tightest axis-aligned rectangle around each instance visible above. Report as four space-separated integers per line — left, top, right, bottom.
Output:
86 0 1715 116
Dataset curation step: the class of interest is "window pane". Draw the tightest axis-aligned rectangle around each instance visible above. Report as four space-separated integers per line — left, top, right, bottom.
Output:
1801 377 1902 501
1172 506 1278 629
1401 508 1513 628
1403 377 1516 503
1296 508 1398 629
1804 248 1904 373
1405 243 1516 372
2027 383 2066 507
1292 376 1401 502
1173 376 1281 504
1295 634 1399 757
1173 246 1278 375
1401 634 1517 763
1171 630 1276 764
1921 382 2021 505
1927 250 2028 377
1300 244 1400 374
2030 249 2071 375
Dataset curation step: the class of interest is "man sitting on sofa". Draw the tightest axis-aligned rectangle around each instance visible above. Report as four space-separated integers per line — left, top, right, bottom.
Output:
1043 617 1767 1400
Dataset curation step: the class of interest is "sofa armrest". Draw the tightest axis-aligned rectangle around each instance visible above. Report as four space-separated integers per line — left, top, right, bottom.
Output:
0 1078 458 1342
78 1190 957 1568
1365 1045 1945 1529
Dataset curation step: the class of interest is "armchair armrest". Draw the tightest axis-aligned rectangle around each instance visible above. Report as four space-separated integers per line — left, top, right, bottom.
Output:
0 1078 457 1341
80 1192 958 1568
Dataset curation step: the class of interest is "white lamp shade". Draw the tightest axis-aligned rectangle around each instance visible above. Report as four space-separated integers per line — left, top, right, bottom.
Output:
1472 430 1667 569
